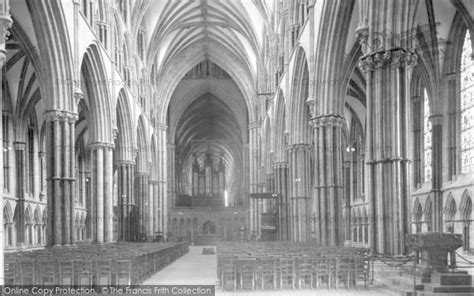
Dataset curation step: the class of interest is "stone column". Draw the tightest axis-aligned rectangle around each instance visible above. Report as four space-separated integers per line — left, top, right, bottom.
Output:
45 111 77 246
150 180 158 236
0 4 12 284
14 142 26 246
135 172 149 239
167 144 176 208
287 144 312 242
116 160 135 241
359 48 416 254
274 161 289 240
156 124 167 239
249 122 260 236
430 115 443 232
89 142 114 243
104 146 114 243
312 115 345 246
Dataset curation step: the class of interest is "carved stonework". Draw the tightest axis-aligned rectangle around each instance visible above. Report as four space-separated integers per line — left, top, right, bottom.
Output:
306 97 315 118
355 26 369 54
43 110 79 123
311 114 345 128
88 141 115 150
358 48 417 72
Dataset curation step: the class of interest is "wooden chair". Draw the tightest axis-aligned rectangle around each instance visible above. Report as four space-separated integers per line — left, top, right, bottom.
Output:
278 257 295 290
296 257 313 289
219 256 237 291
237 258 257 291
59 261 74 285
314 257 333 289
256 257 277 290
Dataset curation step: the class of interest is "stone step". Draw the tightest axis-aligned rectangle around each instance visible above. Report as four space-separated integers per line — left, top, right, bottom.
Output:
431 273 472 286
417 292 474 296
376 277 422 296
425 284 474 293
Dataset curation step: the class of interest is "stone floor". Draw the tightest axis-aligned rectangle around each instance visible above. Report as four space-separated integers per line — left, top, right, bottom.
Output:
142 246 397 295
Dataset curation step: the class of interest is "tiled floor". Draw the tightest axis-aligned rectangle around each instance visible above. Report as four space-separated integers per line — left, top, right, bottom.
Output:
142 246 397 295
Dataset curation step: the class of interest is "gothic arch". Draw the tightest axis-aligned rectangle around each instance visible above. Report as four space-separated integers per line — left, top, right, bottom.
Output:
444 193 457 221
460 190 472 221
288 46 311 145
135 115 149 173
116 89 134 161
3 202 13 224
272 89 287 162
26 0 74 111
80 43 113 143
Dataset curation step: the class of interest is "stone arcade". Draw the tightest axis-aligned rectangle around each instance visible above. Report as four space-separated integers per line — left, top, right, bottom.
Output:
0 0 474 294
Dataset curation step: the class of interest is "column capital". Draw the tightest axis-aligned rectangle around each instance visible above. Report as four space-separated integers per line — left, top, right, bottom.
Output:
156 123 168 131
44 110 78 123
13 141 26 151
306 98 315 118
358 48 417 72
286 143 313 153
115 160 135 166
310 114 345 127
429 114 443 125
273 161 288 169
249 121 261 130
167 143 176 149
88 141 115 150
135 172 150 177
0 14 12 68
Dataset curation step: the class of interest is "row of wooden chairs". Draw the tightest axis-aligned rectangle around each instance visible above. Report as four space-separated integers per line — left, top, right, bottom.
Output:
5 242 189 285
218 255 369 291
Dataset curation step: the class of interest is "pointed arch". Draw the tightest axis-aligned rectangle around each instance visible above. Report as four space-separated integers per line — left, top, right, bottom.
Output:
34 206 42 225
289 46 311 145
136 115 149 173
460 190 472 221
80 43 113 143
3 202 13 224
444 193 457 221
413 198 423 222
116 88 134 161
272 89 287 162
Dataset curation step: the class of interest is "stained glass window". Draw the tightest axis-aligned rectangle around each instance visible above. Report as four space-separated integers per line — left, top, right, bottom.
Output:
424 88 432 181
461 30 474 174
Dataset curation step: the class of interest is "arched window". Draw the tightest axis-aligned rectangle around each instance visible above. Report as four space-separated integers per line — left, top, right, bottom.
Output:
461 30 474 174
460 191 472 251
423 88 432 181
413 199 423 233
444 196 457 233
425 196 433 232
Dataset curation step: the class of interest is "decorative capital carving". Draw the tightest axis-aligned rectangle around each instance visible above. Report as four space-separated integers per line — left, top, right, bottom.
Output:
429 114 443 126
355 26 369 54
74 88 84 106
248 121 261 130
358 48 417 72
88 141 115 150
112 128 119 140
310 114 345 128
156 122 168 131
306 97 315 118
44 110 78 123
13 141 26 151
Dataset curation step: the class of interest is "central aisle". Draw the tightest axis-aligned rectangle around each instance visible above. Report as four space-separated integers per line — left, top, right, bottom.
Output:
142 245 396 296
143 246 218 285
